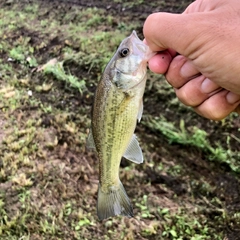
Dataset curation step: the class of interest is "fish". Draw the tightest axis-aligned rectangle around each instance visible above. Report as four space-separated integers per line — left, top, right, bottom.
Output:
87 30 153 221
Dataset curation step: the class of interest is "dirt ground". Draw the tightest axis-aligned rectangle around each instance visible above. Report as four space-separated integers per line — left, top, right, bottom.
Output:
0 0 240 239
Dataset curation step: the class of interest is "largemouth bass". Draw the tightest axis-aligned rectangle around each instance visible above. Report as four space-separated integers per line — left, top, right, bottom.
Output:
87 31 153 220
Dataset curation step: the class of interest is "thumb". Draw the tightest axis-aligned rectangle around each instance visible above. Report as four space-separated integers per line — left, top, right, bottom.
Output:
143 12 211 58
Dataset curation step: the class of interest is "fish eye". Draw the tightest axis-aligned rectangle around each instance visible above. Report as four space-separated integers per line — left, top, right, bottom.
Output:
119 48 130 57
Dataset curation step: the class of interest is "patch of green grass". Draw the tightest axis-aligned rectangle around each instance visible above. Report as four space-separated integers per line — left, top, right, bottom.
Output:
9 47 25 62
135 195 153 219
65 30 126 72
42 59 86 93
0 86 25 110
159 208 224 239
9 46 37 67
133 194 225 239
143 116 240 173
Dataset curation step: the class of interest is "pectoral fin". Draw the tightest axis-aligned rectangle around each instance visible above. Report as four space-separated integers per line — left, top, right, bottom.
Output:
123 134 143 164
137 100 143 122
86 128 96 151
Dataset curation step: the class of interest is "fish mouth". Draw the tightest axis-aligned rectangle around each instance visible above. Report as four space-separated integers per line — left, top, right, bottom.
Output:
130 30 140 41
130 30 156 61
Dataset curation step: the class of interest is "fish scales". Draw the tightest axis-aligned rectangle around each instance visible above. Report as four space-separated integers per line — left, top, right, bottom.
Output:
93 80 143 189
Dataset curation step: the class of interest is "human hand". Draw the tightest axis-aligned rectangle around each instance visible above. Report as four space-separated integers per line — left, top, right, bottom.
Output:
143 0 240 120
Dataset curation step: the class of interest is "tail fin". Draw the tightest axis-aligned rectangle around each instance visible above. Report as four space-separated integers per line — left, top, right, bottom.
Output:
97 181 133 221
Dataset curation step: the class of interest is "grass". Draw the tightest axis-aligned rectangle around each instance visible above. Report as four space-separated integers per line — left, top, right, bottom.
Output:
143 115 240 173
40 59 86 93
0 0 239 239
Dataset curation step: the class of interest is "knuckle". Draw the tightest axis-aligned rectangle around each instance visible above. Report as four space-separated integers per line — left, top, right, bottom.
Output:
197 103 230 121
165 56 187 88
176 88 196 106
208 112 225 121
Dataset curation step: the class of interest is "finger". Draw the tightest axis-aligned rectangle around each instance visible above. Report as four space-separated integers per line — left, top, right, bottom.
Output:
148 51 173 74
144 39 176 57
183 0 228 14
175 76 221 107
143 12 211 55
144 10 240 95
194 90 240 120
166 55 200 88
183 0 215 13
145 37 176 74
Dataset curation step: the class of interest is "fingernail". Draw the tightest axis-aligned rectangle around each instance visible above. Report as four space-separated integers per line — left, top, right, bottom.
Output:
226 92 240 104
180 61 198 78
201 78 219 94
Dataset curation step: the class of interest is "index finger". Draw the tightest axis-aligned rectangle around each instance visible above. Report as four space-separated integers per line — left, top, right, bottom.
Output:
148 49 176 74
